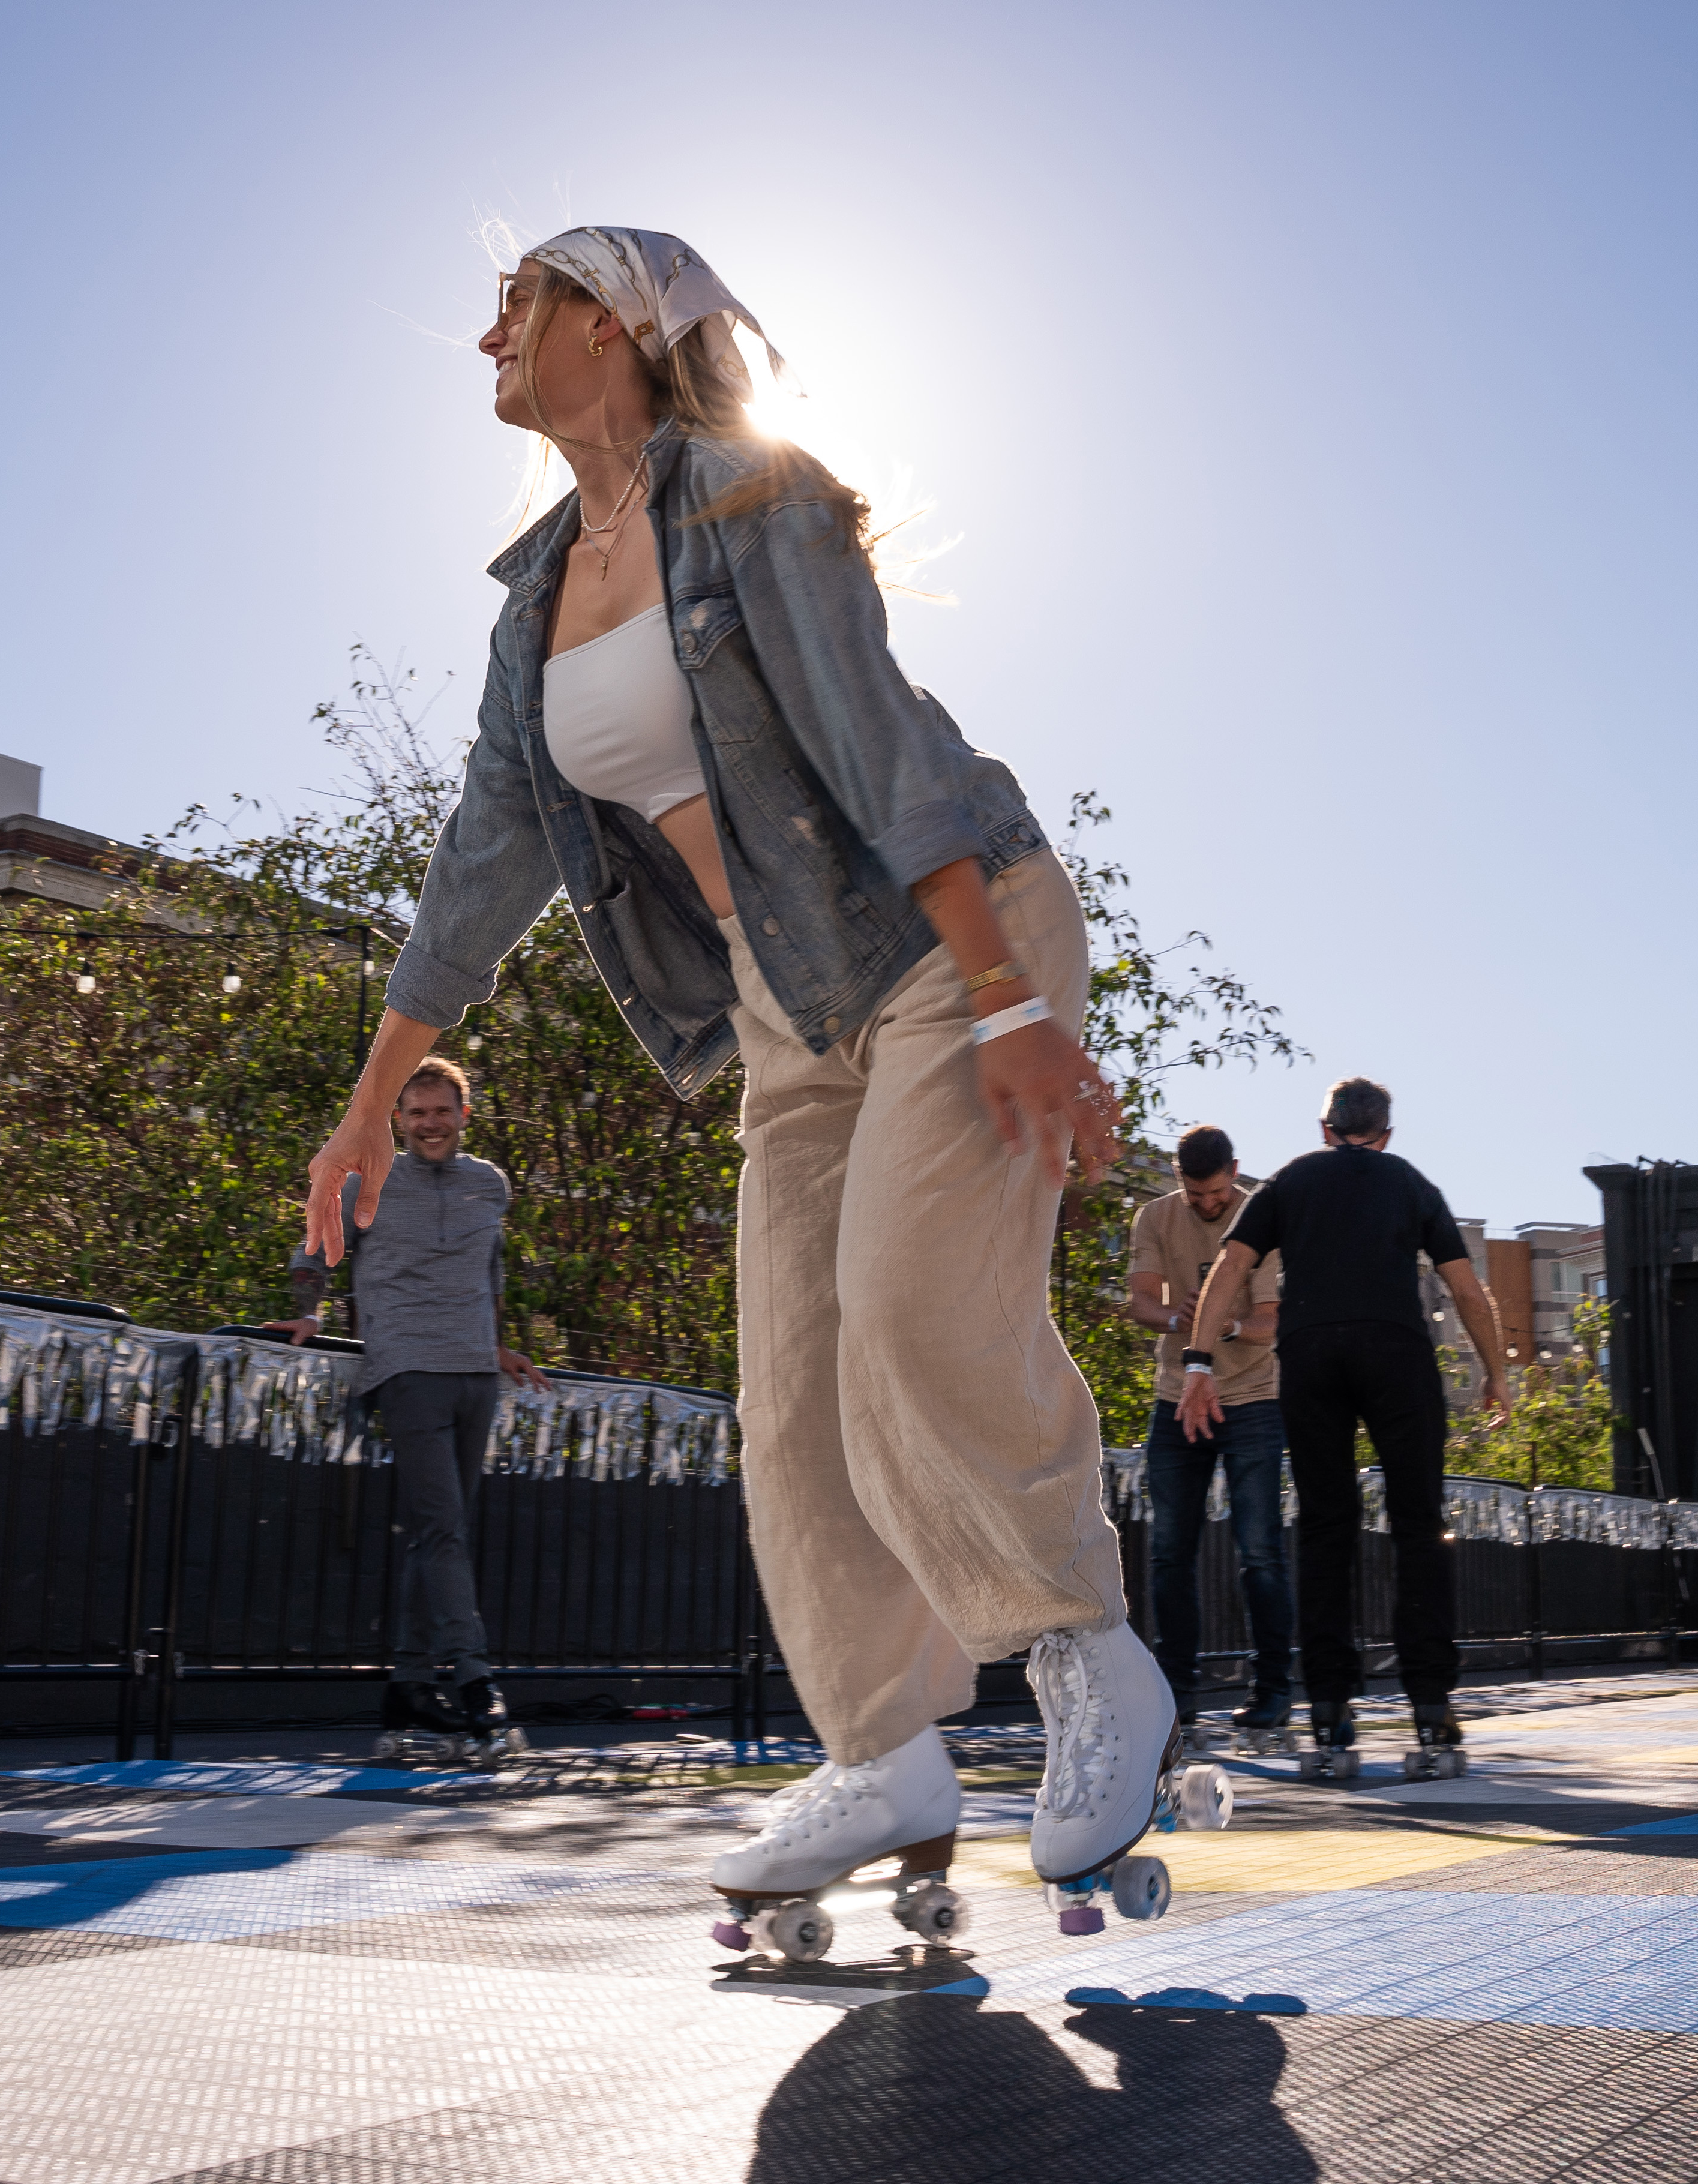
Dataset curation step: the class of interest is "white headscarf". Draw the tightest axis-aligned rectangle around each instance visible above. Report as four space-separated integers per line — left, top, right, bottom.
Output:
528 226 791 400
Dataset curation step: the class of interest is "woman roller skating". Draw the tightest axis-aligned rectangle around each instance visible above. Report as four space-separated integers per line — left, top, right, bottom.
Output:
302 224 1201 1963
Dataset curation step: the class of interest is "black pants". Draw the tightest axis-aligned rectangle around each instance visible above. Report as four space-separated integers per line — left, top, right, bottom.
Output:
1278 1322 1457 1705
376 1371 500 1686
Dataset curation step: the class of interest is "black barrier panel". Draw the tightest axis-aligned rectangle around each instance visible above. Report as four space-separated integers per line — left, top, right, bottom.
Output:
1541 1540 1667 1639
475 1471 747 1671
2 1314 1697 1757
172 1442 401 1671
0 1413 140 1669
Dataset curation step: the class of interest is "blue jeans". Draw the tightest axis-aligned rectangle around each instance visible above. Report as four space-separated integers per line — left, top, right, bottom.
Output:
1147 1397 1293 1706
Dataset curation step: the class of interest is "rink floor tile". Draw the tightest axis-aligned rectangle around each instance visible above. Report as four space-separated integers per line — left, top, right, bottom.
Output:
0 1683 1694 2182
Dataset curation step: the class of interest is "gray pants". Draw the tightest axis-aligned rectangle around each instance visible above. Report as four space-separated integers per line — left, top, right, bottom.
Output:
379 1371 499 1685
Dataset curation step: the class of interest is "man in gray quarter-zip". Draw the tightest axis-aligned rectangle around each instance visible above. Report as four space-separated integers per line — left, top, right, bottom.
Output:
269 1056 546 1749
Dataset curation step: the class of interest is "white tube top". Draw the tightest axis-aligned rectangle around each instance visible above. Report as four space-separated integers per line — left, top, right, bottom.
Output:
542 605 706 824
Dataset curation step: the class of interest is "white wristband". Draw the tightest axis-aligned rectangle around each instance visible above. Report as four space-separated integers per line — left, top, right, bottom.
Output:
970 995 1052 1046
1184 1360 1214 1375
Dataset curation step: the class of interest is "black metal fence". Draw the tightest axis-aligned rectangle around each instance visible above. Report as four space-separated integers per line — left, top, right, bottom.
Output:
2 1298 1694 1762
1109 1455 1698 1682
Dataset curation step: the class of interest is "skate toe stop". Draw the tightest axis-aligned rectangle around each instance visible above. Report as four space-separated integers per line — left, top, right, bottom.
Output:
1058 1904 1106 1936
710 1919 751 1952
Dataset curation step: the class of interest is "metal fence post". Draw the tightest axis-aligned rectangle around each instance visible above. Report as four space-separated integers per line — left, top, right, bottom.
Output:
151 1348 197 1760
114 1404 157 1762
751 1582 770 1745
731 1493 751 1744
1527 1489 1545 1681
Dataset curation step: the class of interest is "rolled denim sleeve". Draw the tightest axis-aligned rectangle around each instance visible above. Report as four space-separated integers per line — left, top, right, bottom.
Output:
385 637 565 1028
727 496 986 886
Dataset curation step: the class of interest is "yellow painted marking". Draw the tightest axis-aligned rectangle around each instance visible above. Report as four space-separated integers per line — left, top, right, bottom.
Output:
953 1826 1554 1895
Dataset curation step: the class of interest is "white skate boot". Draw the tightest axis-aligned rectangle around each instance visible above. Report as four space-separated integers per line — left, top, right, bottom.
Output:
709 1725 970 1966
1027 1622 1232 1935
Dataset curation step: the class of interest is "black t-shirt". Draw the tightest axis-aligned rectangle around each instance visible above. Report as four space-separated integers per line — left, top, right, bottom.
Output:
1223 1147 1467 1339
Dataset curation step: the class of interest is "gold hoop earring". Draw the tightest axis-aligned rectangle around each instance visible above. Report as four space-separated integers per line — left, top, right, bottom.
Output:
587 332 604 358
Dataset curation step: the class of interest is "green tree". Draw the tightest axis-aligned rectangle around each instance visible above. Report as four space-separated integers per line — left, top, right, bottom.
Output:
1439 1297 1616 1489
1 673 1298 1414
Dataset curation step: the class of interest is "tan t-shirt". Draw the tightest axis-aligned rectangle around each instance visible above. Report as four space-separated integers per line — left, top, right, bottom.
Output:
1129 1185 1281 1406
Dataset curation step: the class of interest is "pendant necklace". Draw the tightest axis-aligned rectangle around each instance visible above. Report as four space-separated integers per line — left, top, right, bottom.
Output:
578 458 648 583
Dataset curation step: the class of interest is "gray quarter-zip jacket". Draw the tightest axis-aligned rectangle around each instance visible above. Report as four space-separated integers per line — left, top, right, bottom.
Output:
289 1150 509 1395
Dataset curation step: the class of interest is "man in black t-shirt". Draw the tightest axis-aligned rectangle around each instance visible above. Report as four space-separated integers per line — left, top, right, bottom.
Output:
1175 1077 1508 1762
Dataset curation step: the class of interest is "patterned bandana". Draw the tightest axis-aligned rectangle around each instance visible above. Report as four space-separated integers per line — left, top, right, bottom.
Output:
527 226 791 399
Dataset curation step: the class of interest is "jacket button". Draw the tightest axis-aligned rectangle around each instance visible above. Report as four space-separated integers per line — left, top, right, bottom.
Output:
823 1016 842 1036
762 916 780 936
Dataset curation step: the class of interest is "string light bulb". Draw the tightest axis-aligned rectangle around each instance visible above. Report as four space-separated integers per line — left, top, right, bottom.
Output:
74 960 96 995
221 965 242 995
361 956 375 977
466 1034 484 1052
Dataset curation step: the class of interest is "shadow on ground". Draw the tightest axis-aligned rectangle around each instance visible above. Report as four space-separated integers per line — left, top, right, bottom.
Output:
748 1993 1316 2183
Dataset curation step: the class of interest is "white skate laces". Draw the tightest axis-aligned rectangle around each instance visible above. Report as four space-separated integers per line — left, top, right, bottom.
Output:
746 1758 876 1850
1030 1627 1122 1820
758 1757 838 1829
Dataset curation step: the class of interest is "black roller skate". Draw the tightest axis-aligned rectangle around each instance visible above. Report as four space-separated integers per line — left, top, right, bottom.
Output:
1232 1691 1298 1756
1403 1701 1467 1780
373 1680 471 1768
1296 1697 1361 1781
456 1676 530 1769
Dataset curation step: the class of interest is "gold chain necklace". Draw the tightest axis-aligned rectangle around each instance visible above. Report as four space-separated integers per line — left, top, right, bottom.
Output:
577 459 648 583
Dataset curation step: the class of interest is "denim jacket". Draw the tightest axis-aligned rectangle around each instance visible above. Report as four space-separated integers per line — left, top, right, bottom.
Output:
385 416 1046 1099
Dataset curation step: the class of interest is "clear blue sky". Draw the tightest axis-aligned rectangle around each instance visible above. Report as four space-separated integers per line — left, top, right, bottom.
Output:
4 2 1693 1228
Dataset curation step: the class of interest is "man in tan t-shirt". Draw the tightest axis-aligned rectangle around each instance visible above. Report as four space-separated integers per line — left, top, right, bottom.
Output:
1127 1123 1293 1741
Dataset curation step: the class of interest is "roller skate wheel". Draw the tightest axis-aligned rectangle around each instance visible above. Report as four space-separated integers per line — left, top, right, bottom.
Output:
1333 1748 1360 1780
709 1918 751 1952
896 1881 971 1943
751 1899 834 1964
1436 1748 1466 1778
1297 1750 1325 1780
373 1732 403 1762
1402 1750 1423 1780
1111 1854 1171 1923
429 1736 463 1765
1180 1763 1234 1830
503 1727 530 1755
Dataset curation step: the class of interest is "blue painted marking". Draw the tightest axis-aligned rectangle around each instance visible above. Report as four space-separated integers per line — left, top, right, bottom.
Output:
0 1847 659 1940
1613 1813 1698 1835
1062 1985 1307 2015
0 1761 486 1796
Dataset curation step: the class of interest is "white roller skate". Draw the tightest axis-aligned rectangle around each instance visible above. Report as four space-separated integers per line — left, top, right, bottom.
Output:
1028 1622 1232 1936
709 1724 970 1966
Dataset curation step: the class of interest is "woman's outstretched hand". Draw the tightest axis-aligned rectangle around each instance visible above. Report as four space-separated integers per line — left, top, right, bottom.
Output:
975 1018 1123 1187
303 1007 443 1264
304 1109 397 1267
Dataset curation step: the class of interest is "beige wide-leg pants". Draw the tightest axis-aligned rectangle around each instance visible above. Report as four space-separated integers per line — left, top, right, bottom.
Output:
728 847 1128 1765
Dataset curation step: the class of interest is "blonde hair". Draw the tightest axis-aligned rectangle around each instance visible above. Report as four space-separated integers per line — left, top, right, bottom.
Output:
514 265 870 557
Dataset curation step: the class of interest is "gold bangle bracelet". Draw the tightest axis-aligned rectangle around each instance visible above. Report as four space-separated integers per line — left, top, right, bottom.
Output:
964 959 1025 993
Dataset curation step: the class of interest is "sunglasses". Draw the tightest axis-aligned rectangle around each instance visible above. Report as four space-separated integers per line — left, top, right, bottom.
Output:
495 271 538 332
